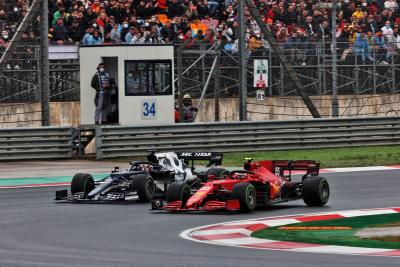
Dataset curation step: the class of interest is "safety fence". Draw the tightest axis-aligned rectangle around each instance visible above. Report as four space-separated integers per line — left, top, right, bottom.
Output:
0 127 74 160
95 116 400 159
176 42 400 98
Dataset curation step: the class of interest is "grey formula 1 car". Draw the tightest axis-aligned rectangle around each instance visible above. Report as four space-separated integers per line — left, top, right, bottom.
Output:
55 151 223 202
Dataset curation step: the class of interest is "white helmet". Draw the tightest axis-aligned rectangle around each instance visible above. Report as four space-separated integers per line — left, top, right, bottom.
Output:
183 94 191 99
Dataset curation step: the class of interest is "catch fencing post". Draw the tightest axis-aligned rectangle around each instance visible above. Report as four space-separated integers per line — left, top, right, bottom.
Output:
40 0 50 125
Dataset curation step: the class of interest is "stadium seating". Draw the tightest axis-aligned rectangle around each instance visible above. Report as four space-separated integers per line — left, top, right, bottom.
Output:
0 0 398 60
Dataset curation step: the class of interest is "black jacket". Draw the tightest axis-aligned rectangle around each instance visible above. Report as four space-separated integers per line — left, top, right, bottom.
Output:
91 72 110 92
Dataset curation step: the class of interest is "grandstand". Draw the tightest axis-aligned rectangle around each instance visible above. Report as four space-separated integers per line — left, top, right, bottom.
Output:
0 0 400 126
44 0 400 54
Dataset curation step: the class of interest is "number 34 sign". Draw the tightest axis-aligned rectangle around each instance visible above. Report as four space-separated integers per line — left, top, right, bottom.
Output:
141 99 157 120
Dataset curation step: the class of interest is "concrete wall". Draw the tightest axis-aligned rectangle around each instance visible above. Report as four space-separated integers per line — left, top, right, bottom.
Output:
1 94 399 127
195 94 400 122
0 102 80 128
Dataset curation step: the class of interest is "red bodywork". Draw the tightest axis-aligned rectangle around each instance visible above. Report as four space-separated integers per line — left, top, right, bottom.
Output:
159 160 320 211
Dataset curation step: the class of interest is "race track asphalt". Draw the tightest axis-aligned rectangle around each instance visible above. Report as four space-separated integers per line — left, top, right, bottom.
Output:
0 170 399 267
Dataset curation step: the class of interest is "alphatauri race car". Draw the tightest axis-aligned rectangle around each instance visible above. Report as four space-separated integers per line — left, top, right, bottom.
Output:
151 158 330 212
55 151 222 202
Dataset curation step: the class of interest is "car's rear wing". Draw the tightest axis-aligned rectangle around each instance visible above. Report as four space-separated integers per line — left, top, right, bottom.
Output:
177 152 223 166
273 160 320 178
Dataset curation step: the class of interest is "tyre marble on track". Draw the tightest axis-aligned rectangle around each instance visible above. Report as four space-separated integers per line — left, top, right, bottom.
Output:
0 171 400 267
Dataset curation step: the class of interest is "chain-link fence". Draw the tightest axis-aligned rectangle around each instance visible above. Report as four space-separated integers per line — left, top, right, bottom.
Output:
175 40 400 121
0 0 43 127
0 1 80 127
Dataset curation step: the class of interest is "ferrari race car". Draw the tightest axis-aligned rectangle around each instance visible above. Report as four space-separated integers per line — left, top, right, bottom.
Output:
55 151 223 202
151 158 330 212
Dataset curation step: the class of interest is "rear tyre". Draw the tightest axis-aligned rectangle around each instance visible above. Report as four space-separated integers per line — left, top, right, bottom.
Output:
231 182 256 212
131 174 155 202
71 173 95 197
205 167 229 181
166 182 191 205
302 176 330 206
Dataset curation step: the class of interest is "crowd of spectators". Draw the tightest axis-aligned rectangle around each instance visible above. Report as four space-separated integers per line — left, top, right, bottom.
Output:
0 1 38 50
0 1 399 64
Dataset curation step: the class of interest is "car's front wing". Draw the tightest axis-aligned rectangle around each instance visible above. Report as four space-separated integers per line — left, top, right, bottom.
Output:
151 199 240 211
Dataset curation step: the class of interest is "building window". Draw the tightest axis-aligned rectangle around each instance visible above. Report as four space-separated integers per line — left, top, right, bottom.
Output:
125 60 172 96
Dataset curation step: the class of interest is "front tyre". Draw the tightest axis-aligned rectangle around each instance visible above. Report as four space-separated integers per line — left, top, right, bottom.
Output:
166 182 191 205
131 174 155 202
231 182 256 212
302 176 330 206
71 173 95 197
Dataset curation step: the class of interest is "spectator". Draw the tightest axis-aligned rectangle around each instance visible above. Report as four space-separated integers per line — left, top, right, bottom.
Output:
82 26 94 45
148 25 162 43
110 23 121 43
125 27 136 43
276 25 289 43
384 0 398 11
381 20 394 38
88 30 103 45
168 0 185 18
52 18 70 45
182 94 198 123
0 30 9 49
52 6 66 25
393 26 400 49
130 32 145 44
96 12 108 31
354 32 374 63
186 3 199 21
352 5 364 20
208 0 220 16
371 30 388 63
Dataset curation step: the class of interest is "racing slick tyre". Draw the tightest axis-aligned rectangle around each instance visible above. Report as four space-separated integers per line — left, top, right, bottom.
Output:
302 176 330 206
204 167 229 181
231 182 256 212
71 173 95 197
166 182 191 205
131 174 155 202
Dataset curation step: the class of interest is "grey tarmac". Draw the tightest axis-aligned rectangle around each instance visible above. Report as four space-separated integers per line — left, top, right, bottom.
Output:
0 170 400 267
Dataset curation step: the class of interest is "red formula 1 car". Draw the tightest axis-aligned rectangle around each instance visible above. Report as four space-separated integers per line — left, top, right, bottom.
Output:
151 158 329 212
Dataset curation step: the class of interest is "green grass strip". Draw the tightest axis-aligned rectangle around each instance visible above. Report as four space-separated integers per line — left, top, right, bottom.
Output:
252 213 400 249
220 145 400 168
0 173 108 187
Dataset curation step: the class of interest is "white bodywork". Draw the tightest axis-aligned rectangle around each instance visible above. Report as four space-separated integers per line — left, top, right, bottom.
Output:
153 152 195 182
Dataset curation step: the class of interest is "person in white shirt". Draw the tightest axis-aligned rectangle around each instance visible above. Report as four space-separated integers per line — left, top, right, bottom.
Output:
381 21 393 39
384 0 398 11
393 27 400 50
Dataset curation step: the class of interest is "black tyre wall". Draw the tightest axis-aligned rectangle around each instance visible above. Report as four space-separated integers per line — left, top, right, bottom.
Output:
302 176 330 206
205 168 229 180
231 182 257 212
166 182 191 204
71 173 95 196
131 174 155 202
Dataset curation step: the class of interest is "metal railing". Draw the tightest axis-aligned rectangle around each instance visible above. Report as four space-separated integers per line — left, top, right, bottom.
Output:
95 116 400 159
0 127 74 160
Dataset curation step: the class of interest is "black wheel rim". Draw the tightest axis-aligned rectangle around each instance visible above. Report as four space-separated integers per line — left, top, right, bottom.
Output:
247 187 256 208
320 182 329 201
146 179 155 194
